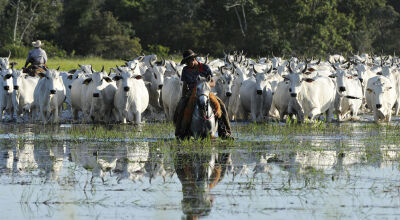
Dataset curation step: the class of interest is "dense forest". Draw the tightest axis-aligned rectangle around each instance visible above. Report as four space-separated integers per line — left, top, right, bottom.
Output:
0 0 399 59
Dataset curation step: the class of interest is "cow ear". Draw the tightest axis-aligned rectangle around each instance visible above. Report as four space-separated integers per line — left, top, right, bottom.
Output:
328 74 336 78
303 78 314 83
134 75 142 80
367 88 373 93
387 87 392 91
38 72 46 78
103 77 112 83
82 78 92 85
68 69 77 74
113 75 122 81
67 75 73 80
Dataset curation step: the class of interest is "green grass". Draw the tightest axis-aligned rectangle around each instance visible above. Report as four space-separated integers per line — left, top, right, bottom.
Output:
11 57 126 72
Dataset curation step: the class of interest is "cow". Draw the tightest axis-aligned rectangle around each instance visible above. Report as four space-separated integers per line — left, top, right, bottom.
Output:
238 65 273 122
271 80 292 121
82 67 117 123
70 77 91 121
0 67 14 121
284 62 336 123
12 69 39 121
0 51 11 70
329 65 363 121
214 67 235 106
113 66 149 124
162 71 182 121
366 75 396 123
228 62 251 120
33 67 66 124
143 59 166 112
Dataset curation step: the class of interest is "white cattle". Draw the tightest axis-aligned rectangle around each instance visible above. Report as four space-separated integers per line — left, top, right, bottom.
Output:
113 66 149 124
284 63 336 122
228 63 251 120
143 60 166 111
214 67 235 106
366 75 396 122
330 66 363 120
33 68 66 123
70 77 90 121
239 66 273 122
0 52 11 70
12 69 39 121
162 73 182 121
0 68 14 120
83 67 117 123
271 80 292 121
380 64 400 115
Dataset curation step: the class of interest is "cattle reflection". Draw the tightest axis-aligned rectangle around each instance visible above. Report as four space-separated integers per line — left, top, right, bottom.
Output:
113 142 149 183
174 150 230 219
33 141 64 181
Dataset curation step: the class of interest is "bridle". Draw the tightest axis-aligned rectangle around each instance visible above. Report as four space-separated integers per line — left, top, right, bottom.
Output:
197 93 216 121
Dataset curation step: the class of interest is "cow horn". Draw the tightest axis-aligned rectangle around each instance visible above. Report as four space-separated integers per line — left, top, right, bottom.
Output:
138 56 144 62
331 64 337 71
161 58 166 66
91 65 94 73
288 62 293 73
101 66 104 72
56 66 60 71
253 65 260 74
267 65 272 73
221 67 225 75
317 57 321 65
205 54 209 64
7 50 11 59
116 65 123 72
302 63 308 73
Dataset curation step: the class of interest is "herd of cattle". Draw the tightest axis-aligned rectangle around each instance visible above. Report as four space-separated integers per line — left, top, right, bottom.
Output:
0 52 399 124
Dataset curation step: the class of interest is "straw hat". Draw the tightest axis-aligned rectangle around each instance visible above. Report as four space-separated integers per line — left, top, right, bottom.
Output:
32 40 43 48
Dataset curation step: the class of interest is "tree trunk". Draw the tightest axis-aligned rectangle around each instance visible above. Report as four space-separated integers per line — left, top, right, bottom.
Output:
19 0 41 44
13 0 21 45
234 6 245 37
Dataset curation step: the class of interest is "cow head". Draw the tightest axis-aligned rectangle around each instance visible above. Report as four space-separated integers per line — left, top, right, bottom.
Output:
148 59 165 90
217 67 234 97
253 65 272 95
90 67 112 98
283 61 310 97
367 77 393 110
113 65 143 93
39 68 63 95
11 69 28 91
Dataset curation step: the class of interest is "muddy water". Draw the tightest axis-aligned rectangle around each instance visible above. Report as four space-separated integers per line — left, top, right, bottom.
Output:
0 123 399 219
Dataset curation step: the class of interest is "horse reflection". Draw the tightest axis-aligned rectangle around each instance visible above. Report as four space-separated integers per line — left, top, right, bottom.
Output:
174 150 230 219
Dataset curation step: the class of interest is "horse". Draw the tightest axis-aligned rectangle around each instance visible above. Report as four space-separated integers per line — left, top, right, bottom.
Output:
190 75 219 138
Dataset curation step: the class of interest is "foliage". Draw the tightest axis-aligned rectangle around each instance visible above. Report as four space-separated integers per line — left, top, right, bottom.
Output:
0 0 399 58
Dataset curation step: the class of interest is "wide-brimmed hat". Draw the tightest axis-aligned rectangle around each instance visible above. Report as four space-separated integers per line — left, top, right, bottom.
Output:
180 49 198 65
32 40 43 48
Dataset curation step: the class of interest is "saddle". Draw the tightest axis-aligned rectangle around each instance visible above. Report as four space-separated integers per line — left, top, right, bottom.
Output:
181 88 222 130
23 64 47 77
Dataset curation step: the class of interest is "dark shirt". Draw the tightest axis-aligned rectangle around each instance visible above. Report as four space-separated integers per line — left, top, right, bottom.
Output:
181 63 213 89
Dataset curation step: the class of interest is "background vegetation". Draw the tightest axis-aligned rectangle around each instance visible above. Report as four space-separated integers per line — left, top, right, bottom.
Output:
0 0 399 59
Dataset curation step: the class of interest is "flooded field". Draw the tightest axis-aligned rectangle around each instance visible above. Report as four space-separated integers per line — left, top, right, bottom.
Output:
1 120 400 219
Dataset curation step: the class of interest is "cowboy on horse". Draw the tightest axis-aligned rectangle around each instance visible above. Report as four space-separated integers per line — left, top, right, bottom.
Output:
173 49 232 139
23 40 48 76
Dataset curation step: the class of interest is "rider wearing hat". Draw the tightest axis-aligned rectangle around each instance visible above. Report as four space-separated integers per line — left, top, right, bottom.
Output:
23 40 48 75
173 49 232 139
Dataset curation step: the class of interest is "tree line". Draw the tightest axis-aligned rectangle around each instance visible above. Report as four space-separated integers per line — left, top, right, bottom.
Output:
0 0 399 59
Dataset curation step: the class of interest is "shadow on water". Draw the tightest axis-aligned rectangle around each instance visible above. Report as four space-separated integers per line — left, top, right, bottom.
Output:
0 123 399 219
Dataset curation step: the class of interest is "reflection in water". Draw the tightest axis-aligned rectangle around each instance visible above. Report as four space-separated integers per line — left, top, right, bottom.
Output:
174 149 230 219
0 137 398 219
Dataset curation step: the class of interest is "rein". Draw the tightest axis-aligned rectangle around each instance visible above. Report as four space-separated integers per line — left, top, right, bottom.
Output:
197 94 216 121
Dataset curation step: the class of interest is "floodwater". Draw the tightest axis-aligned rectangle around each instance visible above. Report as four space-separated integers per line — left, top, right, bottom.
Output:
0 122 400 219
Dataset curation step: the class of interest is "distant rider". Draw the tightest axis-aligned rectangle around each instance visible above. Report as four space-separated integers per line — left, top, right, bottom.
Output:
23 40 48 76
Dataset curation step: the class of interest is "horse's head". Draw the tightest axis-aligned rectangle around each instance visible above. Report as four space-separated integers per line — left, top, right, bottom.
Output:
196 75 212 113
